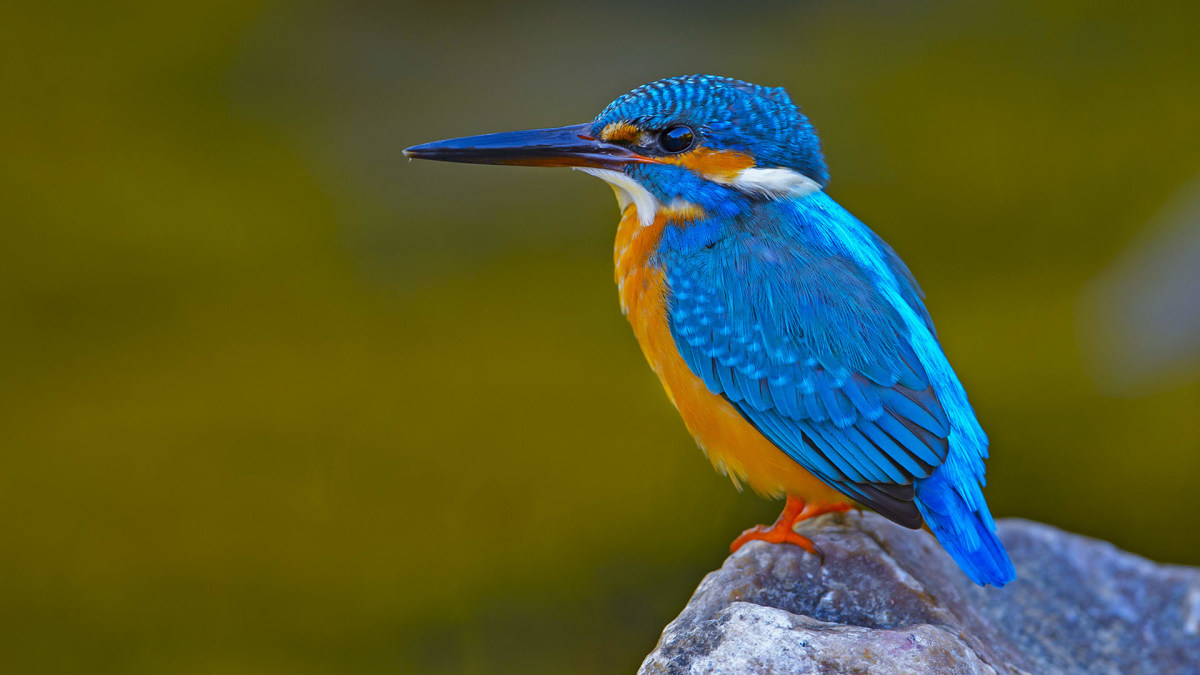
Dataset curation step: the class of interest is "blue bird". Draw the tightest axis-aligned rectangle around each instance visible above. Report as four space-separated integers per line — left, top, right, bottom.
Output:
405 75 1016 586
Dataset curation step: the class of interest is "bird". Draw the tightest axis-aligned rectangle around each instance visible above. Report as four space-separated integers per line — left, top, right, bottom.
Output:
404 75 1015 586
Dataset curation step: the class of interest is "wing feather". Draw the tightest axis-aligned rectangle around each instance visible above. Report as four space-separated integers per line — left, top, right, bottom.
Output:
665 233 954 527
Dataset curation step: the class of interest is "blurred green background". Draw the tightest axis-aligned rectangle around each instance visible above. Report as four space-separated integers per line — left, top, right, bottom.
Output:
3 1 1200 672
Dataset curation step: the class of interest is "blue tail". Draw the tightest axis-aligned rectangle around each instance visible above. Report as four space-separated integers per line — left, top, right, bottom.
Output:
915 466 1015 587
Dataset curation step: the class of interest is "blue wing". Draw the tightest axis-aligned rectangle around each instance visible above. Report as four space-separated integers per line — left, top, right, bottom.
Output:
659 194 1014 585
663 224 951 527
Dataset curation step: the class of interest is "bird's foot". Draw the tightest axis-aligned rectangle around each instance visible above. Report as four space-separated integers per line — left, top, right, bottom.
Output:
730 496 853 560
730 523 823 558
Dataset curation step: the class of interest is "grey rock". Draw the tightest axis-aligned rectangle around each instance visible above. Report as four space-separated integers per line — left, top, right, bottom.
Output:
640 513 1200 674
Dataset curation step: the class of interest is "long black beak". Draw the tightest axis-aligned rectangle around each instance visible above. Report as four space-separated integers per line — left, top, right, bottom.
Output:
403 123 653 170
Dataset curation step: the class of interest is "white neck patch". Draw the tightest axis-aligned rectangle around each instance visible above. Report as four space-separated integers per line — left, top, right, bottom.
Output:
577 165 821 225
576 167 659 227
729 167 823 199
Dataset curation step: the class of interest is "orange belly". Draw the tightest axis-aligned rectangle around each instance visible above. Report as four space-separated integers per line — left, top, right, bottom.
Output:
614 204 842 503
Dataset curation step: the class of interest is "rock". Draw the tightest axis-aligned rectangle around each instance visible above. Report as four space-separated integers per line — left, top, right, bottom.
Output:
640 512 1200 674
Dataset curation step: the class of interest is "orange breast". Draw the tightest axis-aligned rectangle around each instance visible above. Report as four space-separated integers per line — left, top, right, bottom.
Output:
614 205 842 503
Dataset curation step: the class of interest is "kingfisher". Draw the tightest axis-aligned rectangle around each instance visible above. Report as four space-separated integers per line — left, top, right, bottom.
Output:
405 75 1015 586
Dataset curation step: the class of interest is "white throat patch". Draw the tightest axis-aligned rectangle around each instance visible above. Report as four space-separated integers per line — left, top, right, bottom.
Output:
576 167 659 227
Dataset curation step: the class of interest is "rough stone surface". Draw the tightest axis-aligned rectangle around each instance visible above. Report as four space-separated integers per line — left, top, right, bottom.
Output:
640 513 1200 674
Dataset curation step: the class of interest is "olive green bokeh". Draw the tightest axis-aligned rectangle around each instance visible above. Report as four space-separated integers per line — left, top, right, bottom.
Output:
3 1 1199 672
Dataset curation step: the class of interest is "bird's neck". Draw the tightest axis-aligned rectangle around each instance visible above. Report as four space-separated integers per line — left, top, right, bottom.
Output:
610 182 854 320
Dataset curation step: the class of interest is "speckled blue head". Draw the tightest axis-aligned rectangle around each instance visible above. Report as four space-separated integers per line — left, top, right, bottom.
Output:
592 74 829 189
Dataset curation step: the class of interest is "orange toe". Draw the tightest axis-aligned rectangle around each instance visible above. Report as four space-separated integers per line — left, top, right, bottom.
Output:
731 525 821 556
729 495 851 558
730 524 771 553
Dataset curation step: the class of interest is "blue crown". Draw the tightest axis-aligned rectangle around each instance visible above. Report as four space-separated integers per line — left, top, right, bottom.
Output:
591 74 829 186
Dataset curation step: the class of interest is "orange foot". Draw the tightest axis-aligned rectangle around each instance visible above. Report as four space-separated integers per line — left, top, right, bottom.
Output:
730 496 853 560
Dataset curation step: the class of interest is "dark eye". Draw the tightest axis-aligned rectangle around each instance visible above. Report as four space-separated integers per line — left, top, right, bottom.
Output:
658 125 695 153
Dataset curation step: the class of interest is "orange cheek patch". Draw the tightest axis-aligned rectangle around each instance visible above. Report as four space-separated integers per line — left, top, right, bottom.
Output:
663 146 756 183
600 122 642 143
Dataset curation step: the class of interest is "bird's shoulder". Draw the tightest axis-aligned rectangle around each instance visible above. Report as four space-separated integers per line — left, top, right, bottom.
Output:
658 193 933 341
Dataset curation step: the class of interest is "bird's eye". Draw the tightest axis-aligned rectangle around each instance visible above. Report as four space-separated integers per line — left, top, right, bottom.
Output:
658 125 695 153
